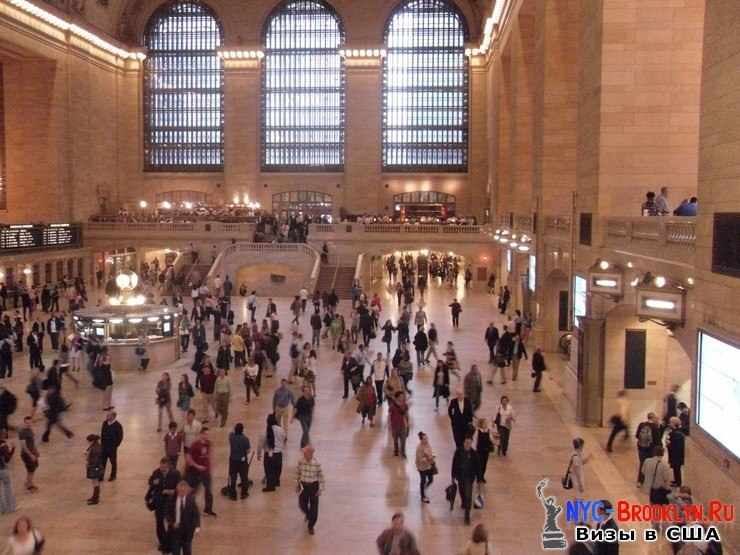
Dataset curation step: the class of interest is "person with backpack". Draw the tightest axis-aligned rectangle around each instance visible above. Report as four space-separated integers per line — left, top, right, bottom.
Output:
0 430 16 514
635 412 660 485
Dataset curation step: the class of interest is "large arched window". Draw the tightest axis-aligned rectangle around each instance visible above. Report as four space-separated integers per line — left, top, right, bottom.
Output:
144 1 224 171
383 0 469 172
262 0 345 172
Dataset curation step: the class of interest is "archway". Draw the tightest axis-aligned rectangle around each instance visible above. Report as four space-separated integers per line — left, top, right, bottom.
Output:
392 191 456 221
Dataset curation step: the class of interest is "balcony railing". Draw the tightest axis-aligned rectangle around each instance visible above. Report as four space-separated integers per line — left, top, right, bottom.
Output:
605 217 696 265
83 221 257 241
308 223 486 241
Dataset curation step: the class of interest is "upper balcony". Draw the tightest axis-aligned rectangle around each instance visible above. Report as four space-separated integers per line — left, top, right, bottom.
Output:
83 221 257 246
604 217 696 267
308 222 489 244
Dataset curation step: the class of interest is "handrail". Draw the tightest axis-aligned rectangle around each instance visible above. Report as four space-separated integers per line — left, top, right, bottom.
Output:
354 253 364 283
308 223 483 236
605 217 696 245
206 242 321 291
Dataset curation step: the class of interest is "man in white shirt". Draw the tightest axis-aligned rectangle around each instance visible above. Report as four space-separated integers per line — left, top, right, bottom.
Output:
299 287 309 314
641 446 673 530
655 186 671 215
182 410 202 454
372 353 387 405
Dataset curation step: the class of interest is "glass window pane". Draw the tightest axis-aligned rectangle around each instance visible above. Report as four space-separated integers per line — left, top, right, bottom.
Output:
382 0 468 172
262 0 345 172
144 2 224 171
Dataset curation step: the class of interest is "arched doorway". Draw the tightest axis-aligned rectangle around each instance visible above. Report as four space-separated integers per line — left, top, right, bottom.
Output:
393 191 456 220
272 191 333 221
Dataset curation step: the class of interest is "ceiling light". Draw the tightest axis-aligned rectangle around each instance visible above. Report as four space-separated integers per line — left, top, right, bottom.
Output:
687 277 694 286
595 279 618 288
599 260 610 271
138 200 148 209
654 276 667 288
630 277 640 287
627 262 634 268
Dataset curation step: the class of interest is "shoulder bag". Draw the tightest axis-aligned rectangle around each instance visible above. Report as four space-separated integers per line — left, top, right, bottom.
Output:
562 455 574 489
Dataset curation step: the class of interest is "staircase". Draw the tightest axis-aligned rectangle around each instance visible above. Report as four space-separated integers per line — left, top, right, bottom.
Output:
334 267 356 299
181 263 213 287
314 265 336 294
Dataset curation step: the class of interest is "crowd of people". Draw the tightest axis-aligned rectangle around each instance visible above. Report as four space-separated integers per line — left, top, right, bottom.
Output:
0 250 719 555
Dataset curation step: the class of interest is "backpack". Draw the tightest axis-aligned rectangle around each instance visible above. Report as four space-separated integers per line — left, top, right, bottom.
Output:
638 424 653 448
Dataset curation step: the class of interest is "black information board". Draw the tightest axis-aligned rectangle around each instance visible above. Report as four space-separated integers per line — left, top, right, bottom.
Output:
0 223 81 253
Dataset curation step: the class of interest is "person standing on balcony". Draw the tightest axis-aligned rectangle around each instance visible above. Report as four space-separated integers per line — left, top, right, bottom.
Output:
655 186 671 215
641 192 658 216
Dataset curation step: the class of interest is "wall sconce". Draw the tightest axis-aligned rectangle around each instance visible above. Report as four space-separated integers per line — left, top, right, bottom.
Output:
588 259 623 299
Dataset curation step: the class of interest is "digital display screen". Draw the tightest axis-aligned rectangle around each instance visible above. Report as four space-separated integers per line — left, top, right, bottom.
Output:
528 255 536 291
0 223 81 253
697 330 740 458
573 276 587 328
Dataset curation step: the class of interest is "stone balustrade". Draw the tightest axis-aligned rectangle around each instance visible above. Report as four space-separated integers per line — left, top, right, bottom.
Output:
308 223 485 242
83 221 257 244
604 216 696 265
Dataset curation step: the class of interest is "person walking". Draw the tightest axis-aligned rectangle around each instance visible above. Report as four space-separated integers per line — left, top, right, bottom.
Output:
231 331 246 369
372 353 387 405
635 412 660 485
167 480 201 555
510 333 528 381
93 347 114 411
494 396 514 456
272 379 295 438
258 414 286 493
198 366 216 422
433 361 451 411
666 417 685 487
0 432 16 514
463 365 483 412
100 411 123 482
567 437 592 497
425 323 439 363
448 390 474 449
156 373 174 433
3 516 44 555
375 513 420 555
296 445 325 535
452 436 481 525
179 312 191 353
41 386 73 442
293 386 315 447
85 434 103 505
380 320 395 355
484 323 499 365
388 391 410 458
182 410 202 457
499 286 510 314
355 377 377 427
412 327 428 368
164 421 183 469
213 369 231 428
177 374 195 418
243 357 260 404
148 457 181 552
531 348 546 392
448 299 462 329
17 417 39 493
226 423 250 500
606 390 630 452
415 431 435 503
474 418 494 483
185 427 217 517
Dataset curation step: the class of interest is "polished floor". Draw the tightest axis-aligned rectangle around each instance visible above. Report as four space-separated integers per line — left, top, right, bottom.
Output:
0 278 678 554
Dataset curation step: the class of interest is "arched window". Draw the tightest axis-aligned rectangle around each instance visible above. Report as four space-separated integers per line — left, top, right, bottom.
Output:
144 1 224 171
383 0 469 172
262 0 345 171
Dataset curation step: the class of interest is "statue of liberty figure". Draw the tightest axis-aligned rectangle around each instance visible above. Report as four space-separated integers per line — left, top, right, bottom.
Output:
536 478 567 549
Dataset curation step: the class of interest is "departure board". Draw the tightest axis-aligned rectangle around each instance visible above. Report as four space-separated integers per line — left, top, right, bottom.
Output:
0 223 81 252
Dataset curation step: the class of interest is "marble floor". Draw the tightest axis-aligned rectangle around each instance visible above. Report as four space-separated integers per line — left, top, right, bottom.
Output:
0 278 683 554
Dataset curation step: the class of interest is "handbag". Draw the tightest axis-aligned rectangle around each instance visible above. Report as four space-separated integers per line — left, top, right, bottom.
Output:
429 462 439 476
445 483 457 509
32 530 44 554
86 464 102 480
561 456 574 490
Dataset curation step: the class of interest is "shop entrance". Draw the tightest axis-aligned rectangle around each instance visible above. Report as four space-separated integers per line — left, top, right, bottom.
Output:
393 191 456 221
272 191 333 222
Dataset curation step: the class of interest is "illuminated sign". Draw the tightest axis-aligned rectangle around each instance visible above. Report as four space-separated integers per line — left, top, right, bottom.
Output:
0 223 81 253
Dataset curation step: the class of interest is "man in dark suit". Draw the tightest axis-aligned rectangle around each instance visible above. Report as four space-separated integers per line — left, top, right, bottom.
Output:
448 390 473 449
26 332 43 370
101 411 124 481
593 500 619 555
451 436 481 525
168 480 201 555
484 323 499 365
149 457 181 553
